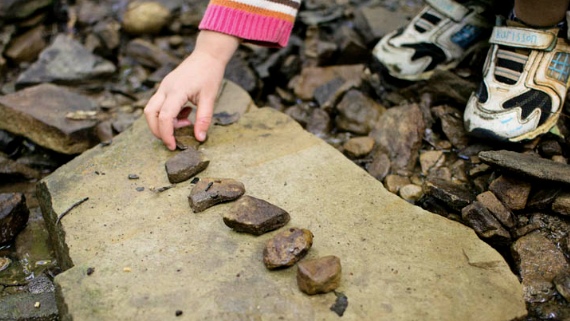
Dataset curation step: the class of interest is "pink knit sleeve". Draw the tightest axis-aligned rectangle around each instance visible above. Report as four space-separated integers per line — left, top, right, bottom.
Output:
199 0 300 48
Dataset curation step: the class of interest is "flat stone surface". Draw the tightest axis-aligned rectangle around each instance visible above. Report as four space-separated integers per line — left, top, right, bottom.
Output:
479 150 570 185
37 86 526 320
0 83 99 154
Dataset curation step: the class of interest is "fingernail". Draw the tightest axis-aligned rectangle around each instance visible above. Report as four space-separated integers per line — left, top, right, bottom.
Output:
197 131 206 141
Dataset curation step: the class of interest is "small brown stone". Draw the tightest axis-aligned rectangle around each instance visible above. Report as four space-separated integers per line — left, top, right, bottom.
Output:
297 256 342 295
188 178 245 213
552 192 570 216
488 175 532 211
343 136 375 158
165 148 209 184
476 191 515 228
263 227 313 270
223 196 290 235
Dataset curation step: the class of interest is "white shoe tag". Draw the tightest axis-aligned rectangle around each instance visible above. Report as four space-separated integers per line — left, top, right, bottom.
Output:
490 26 557 50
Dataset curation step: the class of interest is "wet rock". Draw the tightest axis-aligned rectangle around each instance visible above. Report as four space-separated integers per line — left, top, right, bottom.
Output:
431 105 469 149
0 193 29 244
384 174 411 194
223 195 290 235
0 152 41 181
16 34 116 87
424 178 474 211
476 191 515 228
552 192 570 216
15 208 55 276
369 104 425 174
5 25 46 63
297 255 341 295
488 175 532 211
479 150 570 185
399 184 424 203
165 148 209 184
512 231 570 303
335 89 386 135
0 257 11 272
263 227 314 270
554 272 570 302
0 83 99 154
289 65 364 101
188 178 245 213
366 148 390 181
122 1 171 35
28 274 55 294
125 38 180 69
419 150 445 175
461 201 511 244
0 0 53 20
343 136 374 159
0 291 58 321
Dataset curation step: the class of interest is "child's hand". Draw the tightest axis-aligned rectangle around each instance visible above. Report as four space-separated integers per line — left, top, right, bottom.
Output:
144 31 240 150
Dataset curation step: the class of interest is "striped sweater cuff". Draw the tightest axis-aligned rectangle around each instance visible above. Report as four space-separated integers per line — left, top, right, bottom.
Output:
199 5 296 48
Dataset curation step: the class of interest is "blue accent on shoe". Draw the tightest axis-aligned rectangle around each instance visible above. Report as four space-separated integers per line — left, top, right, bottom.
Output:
548 52 570 82
501 117 513 124
451 24 483 49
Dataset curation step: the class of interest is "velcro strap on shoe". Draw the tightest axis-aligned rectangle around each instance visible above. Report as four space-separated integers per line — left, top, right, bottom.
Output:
425 0 470 22
490 26 557 51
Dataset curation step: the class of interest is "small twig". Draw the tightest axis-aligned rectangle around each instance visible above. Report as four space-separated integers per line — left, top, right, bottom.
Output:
150 185 175 193
56 197 89 225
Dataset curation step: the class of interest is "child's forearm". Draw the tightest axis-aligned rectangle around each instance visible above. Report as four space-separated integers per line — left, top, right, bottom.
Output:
192 30 241 67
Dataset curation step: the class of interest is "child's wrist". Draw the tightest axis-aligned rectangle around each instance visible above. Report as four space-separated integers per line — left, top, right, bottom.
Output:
194 30 241 65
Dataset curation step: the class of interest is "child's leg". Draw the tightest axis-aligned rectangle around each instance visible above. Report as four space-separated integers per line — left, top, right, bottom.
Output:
514 0 570 27
464 0 570 142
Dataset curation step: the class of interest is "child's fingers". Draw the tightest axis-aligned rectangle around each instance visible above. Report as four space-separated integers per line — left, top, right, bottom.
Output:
158 95 186 150
173 107 193 129
143 92 166 138
194 94 215 142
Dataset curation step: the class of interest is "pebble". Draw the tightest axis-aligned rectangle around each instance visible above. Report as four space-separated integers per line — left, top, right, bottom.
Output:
223 196 290 235
0 257 11 272
297 255 342 295
188 178 245 213
263 228 314 270
165 148 209 184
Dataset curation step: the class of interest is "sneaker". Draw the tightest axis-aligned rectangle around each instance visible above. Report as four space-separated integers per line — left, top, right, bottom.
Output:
464 21 570 142
372 0 493 81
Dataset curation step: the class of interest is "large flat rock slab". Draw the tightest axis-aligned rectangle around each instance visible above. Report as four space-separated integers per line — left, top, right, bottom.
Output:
37 107 526 320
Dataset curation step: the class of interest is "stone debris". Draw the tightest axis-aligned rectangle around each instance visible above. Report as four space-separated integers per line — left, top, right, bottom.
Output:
330 292 348 317
399 184 424 203
342 136 375 159
165 148 209 184
335 89 385 135
263 227 314 270
297 255 342 295
223 195 290 235
552 192 570 216
16 34 116 87
488 175 532 211
188 178 245 213
479 150 570 185
423 179 474 211
369 104 425 174
512 232 570 303
0 193 29 244
475 191 515 228
461 201 511 244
